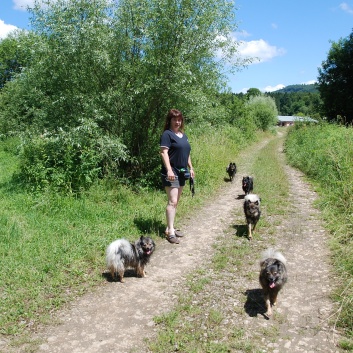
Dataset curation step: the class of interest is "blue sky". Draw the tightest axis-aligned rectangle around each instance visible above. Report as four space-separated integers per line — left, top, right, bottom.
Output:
1 0 353 93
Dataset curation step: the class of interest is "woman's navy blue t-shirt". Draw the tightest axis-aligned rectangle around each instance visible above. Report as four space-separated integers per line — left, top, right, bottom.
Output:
160 130 191 173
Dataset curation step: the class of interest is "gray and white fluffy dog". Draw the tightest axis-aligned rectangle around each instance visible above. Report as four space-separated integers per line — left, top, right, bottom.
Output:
259 248 288 317
106 236 155 283
243 193 261 240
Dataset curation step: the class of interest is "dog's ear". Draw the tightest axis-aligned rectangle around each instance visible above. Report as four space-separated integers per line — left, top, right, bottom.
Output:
274 260 285 272
260 259 269 269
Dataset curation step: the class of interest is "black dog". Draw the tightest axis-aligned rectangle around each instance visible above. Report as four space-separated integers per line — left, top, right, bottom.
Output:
106 236 155 282
226 162 237 182
243 194 261 240
259 249 288 317
242 176 253 195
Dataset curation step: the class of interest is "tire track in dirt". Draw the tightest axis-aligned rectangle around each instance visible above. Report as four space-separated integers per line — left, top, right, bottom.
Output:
267 163 341 352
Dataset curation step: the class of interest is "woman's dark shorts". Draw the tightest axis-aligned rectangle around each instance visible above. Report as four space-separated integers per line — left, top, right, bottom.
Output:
161 170 186 188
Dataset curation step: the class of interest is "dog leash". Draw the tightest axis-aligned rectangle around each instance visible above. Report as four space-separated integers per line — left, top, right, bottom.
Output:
190 177 195 197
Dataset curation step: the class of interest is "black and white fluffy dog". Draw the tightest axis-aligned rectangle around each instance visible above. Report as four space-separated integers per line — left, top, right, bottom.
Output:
226 162 237 182
259 249 288 317
106 236 155 283
243 194 261 240
242 176 254 195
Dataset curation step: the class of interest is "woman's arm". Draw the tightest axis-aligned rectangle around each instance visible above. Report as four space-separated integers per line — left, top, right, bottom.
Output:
160 147 176 180
188 156 195 178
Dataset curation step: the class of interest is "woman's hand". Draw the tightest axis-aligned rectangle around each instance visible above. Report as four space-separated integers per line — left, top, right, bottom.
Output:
167 170 176 181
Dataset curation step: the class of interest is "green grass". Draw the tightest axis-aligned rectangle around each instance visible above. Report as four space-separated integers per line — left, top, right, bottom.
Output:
147 130 289 352
0 125 249 339
285 122 353 348
4 123 352 350
250 136 290 216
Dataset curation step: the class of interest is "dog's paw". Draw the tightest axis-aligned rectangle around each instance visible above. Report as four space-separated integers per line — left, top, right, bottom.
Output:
265 309 273 318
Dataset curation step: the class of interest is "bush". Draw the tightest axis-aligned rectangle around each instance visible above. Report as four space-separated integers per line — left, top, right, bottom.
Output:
14 119 129 193
246 95 278 131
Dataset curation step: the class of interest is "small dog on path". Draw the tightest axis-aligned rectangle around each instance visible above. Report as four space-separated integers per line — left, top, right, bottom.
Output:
259 248 288 317
106 236 155 283
242 176 254 195
243 194 261 240
226 162 237 182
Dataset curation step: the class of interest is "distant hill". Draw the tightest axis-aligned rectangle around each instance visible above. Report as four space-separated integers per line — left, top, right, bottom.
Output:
275 84 318 94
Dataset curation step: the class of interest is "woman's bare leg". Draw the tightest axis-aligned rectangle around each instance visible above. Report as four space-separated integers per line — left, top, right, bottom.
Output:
165 186 184 235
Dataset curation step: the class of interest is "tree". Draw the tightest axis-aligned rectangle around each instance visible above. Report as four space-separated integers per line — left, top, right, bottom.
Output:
0 0 244 189
0 31 36 88
246 87 262 98
318 30 353 124
246 95 278 131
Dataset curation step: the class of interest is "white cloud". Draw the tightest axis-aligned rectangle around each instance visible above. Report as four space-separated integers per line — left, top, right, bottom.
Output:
238 39 286 64
339 2 353 14
0 20 18 39
271 23 278 30
218 32 285 66
263 84 285 92
302 80 317 85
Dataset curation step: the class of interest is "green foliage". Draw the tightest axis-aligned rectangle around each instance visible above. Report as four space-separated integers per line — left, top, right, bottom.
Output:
246 95 278 131
14 120 129 193
0 0 242 187
246 87 262 97
228 84 322 119
0 31 36 88
285 122 353 336
318 30 353 124
267 91 322 118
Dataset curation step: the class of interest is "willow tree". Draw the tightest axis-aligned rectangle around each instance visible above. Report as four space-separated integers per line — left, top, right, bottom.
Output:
0 0 243 182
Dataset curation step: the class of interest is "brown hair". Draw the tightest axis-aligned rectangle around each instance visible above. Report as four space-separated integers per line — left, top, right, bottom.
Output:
163 109 185 132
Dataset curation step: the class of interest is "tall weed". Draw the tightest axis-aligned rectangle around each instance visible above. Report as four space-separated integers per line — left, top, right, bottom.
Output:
14 120 129 193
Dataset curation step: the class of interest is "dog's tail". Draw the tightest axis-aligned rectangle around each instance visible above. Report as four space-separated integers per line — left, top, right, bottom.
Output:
106 239 133 271
260 248 286 265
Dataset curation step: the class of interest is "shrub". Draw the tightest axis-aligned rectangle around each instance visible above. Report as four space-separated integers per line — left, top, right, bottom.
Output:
246 95 278 131
14 119 129 193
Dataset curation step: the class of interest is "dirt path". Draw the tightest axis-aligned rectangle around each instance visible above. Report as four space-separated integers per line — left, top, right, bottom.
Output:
4 132 342 353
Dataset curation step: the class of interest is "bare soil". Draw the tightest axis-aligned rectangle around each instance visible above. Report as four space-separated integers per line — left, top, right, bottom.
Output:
2 132 343 353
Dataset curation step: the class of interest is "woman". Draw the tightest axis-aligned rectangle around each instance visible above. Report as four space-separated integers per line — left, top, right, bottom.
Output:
160 109 195 244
